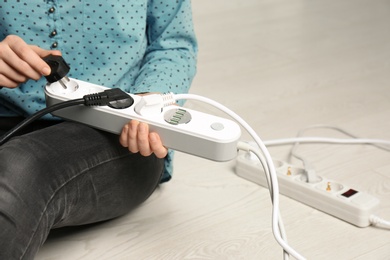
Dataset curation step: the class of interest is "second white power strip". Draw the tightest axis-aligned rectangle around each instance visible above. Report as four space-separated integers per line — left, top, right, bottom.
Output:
235 150 380 227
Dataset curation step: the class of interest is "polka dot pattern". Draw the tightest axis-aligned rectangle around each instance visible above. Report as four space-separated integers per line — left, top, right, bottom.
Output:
0 0 198 182
0 0 197 116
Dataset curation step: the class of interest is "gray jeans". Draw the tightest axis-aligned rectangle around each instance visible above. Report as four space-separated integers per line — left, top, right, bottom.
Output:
0 119 164 259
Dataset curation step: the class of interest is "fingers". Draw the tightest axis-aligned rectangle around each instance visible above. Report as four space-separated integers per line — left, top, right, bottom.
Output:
0 36 45 79
0 61 22 88
0 59 29 85
120 120 168 159
130 121 150 156
30 45 62 59
120 120 140 153
149 132 168 158
0 35 61 88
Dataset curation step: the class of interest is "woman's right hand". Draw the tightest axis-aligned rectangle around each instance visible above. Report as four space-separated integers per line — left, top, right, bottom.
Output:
0 35 61 88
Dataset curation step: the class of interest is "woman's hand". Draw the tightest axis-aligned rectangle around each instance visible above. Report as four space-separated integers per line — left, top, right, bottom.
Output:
0 35 61 88
119 120 168 159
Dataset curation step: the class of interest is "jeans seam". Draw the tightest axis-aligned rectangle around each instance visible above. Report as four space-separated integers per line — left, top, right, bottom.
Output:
20 152 131 259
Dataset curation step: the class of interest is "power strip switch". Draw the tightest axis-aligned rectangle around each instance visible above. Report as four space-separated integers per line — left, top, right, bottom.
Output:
235 151 380 227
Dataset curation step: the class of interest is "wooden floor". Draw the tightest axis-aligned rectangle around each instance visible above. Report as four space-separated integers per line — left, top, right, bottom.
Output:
37 0 390 259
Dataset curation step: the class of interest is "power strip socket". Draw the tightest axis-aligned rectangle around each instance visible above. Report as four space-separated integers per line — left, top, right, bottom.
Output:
235 151 380 227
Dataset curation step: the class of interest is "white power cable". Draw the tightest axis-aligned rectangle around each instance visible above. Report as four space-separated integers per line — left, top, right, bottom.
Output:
263 137 390 147
290 124 390 152
287 125 390 183
173 93 305 260
237 141 290 260
369 215 390 229
286 125 390 172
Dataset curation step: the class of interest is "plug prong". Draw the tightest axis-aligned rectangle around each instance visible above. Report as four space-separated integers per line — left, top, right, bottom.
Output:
326 182 331 192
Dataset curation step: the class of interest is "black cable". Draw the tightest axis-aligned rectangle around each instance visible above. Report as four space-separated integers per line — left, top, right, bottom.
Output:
0 88 133 146
83 88 134 108
0 98 84 145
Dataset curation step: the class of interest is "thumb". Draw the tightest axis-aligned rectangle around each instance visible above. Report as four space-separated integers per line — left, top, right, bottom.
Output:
29 45 62 76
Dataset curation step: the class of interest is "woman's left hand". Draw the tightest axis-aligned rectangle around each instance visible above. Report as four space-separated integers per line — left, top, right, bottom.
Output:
119 120 168 159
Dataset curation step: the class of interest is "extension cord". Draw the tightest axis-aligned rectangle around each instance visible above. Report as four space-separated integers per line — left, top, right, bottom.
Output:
235 149 380 227
44 78 241 161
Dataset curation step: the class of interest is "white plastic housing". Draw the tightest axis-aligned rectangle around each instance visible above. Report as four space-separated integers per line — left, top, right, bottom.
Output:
44 78 241 161
235 153 380 227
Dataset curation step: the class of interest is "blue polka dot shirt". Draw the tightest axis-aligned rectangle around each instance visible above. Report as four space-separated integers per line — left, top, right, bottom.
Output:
0 0 198 182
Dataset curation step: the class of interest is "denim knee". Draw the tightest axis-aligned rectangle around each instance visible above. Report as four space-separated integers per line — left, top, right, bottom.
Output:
0 137 57 259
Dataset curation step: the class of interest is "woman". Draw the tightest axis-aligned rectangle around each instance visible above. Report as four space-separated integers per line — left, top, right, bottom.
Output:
0 1 197 259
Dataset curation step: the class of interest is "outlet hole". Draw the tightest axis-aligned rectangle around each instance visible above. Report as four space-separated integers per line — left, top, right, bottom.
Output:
316 181 344 192
273 160 284 169
286 166 305 176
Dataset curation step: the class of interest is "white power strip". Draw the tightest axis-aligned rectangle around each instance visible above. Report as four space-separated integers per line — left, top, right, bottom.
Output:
44 78 241 162
235 151 380 227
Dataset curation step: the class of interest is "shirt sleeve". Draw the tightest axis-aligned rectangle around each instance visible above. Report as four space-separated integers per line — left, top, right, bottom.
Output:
133 0 198 95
